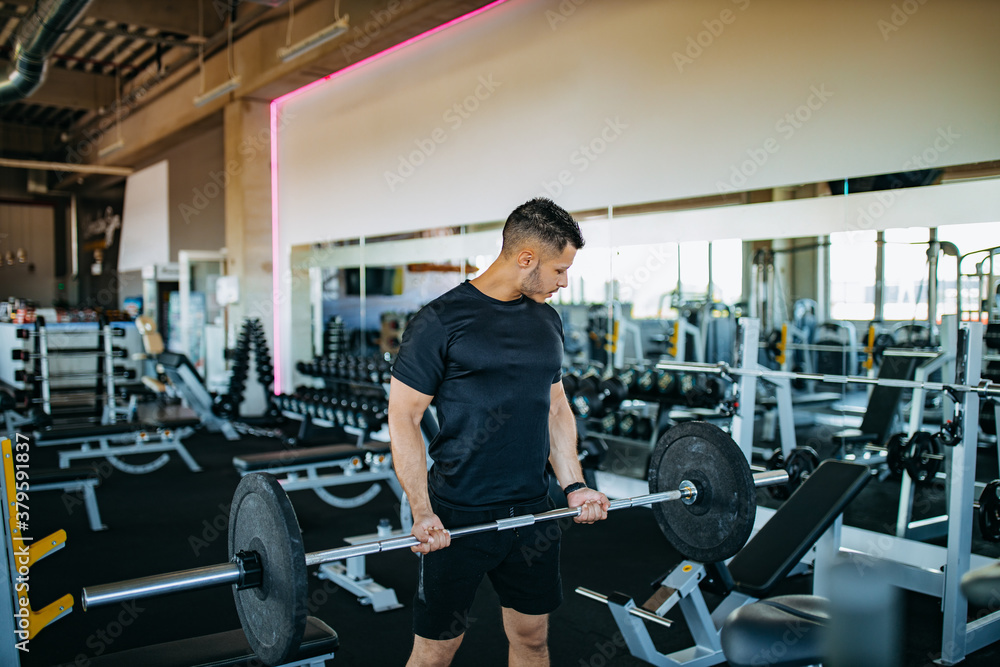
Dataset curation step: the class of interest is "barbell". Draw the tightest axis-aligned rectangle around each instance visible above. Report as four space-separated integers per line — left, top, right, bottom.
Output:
655 360 1000 398
81 422 787 666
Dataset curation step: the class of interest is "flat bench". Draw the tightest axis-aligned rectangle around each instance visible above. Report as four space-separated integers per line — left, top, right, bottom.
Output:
30 406 202 475
74 615 338 667
233 441 397 510
30 466 107 531
233 442 392 474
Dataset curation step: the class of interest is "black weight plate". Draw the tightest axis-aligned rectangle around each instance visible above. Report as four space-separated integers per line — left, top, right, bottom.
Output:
784 447 819 495
230 473 308 666
648 421 755 563
978 480 1000 542
905 431 941 485
766 449 788 500
884 432 908 480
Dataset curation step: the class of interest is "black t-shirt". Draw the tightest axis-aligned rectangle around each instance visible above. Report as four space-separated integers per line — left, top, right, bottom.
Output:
391 280 564 510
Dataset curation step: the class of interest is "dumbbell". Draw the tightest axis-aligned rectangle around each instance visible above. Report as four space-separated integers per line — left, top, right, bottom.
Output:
562 371 581 399
656 370 677 396
618 367 639 392
572 376 628 418
636 368 660 394
578 437 608 468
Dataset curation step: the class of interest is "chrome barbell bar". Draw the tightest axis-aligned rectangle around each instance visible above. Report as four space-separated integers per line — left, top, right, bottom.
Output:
82 469 790 610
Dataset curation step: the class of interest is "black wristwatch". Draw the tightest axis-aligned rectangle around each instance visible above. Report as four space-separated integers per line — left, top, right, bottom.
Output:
563 482 588 496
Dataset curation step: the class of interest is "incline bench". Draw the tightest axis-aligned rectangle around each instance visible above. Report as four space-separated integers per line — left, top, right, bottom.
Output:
578 460 870 667
75 615 338 667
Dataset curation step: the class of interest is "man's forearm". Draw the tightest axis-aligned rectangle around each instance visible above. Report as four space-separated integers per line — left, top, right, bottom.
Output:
548 402 584 489
389 414 433 516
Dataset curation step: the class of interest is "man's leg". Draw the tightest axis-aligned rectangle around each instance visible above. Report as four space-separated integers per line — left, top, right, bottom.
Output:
502 607 550 667
407 634 464 667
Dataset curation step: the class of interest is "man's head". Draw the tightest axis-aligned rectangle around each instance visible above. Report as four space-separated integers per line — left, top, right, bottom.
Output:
500 198 585 302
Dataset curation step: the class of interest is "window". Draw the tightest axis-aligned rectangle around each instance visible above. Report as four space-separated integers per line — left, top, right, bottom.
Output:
830 230 876 321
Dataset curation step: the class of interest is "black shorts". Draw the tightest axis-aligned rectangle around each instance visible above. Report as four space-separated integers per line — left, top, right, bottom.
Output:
412 496 563 641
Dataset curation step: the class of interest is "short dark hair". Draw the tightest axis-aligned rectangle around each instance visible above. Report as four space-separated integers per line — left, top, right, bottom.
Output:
501 198 585 258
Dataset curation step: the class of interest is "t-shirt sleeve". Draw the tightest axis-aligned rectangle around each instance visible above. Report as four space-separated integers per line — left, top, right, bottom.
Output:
551 306 564 385
391 305 447 396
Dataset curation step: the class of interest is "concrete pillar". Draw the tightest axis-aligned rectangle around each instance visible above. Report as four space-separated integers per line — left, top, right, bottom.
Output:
223 98 274 406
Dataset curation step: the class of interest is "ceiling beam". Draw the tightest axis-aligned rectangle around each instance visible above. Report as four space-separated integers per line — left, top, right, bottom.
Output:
0 121 64 156
0 59 116 111
5 0 225 38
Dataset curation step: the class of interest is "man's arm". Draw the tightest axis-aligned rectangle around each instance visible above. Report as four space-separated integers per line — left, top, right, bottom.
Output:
387 377 452 553
548 380 609 524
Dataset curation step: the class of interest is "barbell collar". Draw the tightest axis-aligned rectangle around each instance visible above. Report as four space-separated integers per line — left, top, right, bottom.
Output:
84 470 790 609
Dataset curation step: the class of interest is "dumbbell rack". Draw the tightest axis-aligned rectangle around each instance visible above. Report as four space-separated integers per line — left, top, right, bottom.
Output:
214 319 275 420
13 316 133 426
284 354 391 445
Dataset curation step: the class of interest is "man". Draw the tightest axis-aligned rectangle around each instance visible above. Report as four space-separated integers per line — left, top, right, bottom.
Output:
389 197 610 667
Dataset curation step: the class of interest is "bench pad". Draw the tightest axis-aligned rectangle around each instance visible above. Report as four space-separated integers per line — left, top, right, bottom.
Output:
234 442 391 472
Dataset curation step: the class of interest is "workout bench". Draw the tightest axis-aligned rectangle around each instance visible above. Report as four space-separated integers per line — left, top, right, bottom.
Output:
31 467 106 531
77 615 338 667
32 403 201 475
233 440 408 613
577 460 870 667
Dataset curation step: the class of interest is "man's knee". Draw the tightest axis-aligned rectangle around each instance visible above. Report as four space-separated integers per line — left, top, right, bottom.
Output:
505 613 549 652
409 634 463 667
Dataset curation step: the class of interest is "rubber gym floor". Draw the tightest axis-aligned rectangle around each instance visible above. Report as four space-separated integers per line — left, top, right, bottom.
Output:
18 424 1000 667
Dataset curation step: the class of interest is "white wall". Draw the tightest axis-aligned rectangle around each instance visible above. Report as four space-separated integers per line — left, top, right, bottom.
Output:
275 0 1000 245
272 0 1000 389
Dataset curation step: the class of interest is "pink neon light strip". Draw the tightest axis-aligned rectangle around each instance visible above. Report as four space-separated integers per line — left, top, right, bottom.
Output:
270 0 512 394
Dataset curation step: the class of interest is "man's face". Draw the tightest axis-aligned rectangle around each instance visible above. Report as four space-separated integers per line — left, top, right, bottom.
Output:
519 244 577 303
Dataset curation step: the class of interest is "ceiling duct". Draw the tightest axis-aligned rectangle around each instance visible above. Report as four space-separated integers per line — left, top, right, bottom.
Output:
0 0 94 105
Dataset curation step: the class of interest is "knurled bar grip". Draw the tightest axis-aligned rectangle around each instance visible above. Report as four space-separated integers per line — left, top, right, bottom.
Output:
83 470 788 610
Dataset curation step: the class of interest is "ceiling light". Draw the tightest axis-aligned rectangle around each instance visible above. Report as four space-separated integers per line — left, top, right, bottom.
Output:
193 76 241 108
277 16 350 62
98 138 124 158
